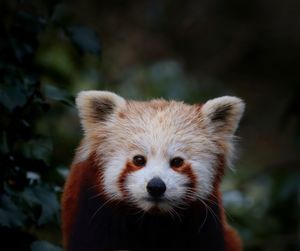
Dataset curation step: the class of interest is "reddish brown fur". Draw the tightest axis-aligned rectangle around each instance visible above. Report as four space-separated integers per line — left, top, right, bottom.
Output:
173 163 197 201
173 163 197 187
117 161 144 196
213 155 226 187
118 111 126 119
208 155 242 251
211 187 242 251
61 154 102 249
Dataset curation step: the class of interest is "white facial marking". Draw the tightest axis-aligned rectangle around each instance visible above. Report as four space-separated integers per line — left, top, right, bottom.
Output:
125 155 190 212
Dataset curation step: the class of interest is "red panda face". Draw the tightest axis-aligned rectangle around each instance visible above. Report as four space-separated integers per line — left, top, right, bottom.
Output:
75 91 245 214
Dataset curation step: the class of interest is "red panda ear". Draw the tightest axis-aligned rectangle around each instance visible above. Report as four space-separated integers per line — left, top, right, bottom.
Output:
201 96 245 136
76 91 126 132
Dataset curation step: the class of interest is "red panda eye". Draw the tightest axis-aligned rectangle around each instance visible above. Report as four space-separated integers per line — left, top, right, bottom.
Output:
170 157 184 168
133 155 146 167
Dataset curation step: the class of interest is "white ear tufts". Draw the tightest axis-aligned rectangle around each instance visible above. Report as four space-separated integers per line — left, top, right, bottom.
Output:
76 90 126 132
201 96 245 135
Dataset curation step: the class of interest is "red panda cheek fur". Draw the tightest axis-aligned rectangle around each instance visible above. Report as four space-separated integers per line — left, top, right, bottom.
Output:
172 163 197 202
117 161 143 197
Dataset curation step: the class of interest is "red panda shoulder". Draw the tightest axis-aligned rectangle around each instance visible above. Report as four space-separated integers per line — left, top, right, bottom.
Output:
61 155 100 249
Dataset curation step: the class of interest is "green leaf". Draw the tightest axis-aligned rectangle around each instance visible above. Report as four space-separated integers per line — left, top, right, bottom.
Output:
57 166 70 179
0 74 37 111
31 241 63 251
11 37 34 62
66 25 101 55
0 83 28 111
21 137 53 163
21 185 60 225
43 84 73 106
0 194 26 228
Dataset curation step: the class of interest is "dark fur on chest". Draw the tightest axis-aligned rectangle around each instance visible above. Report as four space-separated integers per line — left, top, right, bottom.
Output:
68 186 226 251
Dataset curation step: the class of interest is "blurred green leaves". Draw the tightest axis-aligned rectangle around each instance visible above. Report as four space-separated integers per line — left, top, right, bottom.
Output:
31 241 63 251
66 25 101 55
117 60 226 102
0 0 101 250
223 167 300 251
21 185 60 226
0 81 35 111
0 194 26 228
43 84 73 106
20 138 53 165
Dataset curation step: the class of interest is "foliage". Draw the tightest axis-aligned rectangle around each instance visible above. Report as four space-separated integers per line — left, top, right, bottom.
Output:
0 1 101 250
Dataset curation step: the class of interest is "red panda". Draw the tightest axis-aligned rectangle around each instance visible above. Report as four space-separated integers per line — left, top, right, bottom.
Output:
62 91 245 251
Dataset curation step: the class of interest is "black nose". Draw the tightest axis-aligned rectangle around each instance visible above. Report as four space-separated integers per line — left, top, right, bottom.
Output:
147 177 166 198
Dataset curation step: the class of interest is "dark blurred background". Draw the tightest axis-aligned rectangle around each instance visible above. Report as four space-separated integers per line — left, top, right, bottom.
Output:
0 0 299 250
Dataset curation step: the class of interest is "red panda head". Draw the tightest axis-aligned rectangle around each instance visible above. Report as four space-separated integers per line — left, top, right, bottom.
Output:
75 91 245 214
